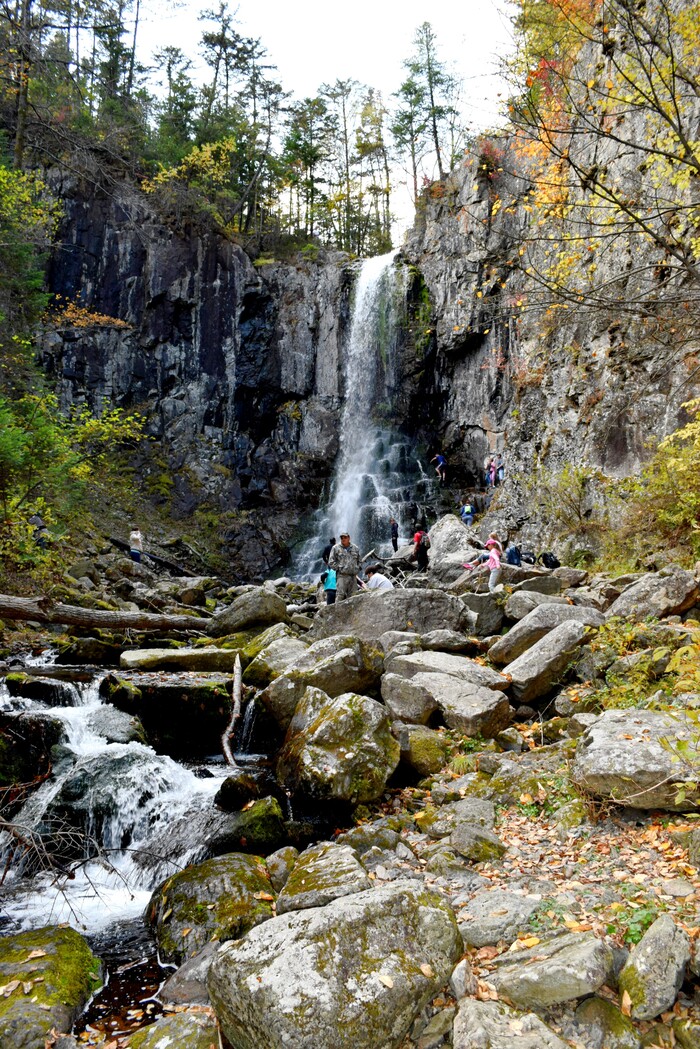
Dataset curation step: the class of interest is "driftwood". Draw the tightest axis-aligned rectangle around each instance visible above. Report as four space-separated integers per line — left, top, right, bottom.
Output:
0 593 209 633
222 654 243 767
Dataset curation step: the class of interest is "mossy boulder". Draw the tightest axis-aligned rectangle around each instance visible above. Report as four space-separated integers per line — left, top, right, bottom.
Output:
242 623 298 663
449 823 506 862
276 841 372 915
119 647 242 672
4 673 76 705
147 852 275 964
618 915 690 1020
0 711 65 790
489 931 615 1009
0 925 102 1049
575 996 642 1049
127 1011 220 1048
243 636 310 689
214 770 261 810
276 688 400 804
207 881 463 1049
208 796 287 855
396 723 450 777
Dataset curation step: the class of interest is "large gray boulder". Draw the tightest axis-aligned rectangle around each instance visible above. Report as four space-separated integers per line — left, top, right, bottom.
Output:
504 590 569 622
308 588 472 641
383 671 510 737
618 915 690 1020
386 650 509 691
459 889 540 948
381 672 439 724
0 926 102 1049
489 604 604 665
147 853 276 963
207 881 463 1049
119 646 239 672
127 1011 220 1049
607 564 699 620
210 587 289 636
258 636 384 730
488 931 614 1009
276 841 372 914
572 709 700 810
459 592 504 636
503 620 590 703
453 999 570 1049
421 514 480 583
276 688 400 803
243 636 310 688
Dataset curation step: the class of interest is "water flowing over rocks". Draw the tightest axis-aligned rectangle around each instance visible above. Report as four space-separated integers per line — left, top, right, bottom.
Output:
207 881 463 1049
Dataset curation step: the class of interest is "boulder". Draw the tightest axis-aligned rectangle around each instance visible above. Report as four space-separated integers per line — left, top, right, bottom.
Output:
126 1011 220 1048
384 671 511 737
204 796 287 855
459 592 504 636
0 926 102 1049
574 997 642 1049
378 630 421 654
394 722 450 776
119 646 241 672
159 942 218 1006
266 845 299 893
210 587 289 636
276 688 400 804
554 567 589 587
4 672 77 705
458 890 540 948
243 636 310 688
572 709 700 810
85 704 146 744
207 881 463 1049
276 841 372 914
606 565 699 620
147 853 276 963
421 515 481 583
381 673 440 724
503 620 590 703
489 604 604 665
308 588 472 641
0 711 65 788
488 931 614 1009
511 575 563 595
416 797 496 838
258 636 384 731
449 823 506 862
504 590 569 621
618 915 690 1019
386 650 509 691
453 999 570 1049
420 629 477 653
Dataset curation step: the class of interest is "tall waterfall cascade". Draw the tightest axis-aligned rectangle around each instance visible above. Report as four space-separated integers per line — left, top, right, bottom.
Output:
296 251 436 576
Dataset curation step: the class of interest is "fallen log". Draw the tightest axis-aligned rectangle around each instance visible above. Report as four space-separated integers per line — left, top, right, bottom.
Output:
222 654 243 767
0 594 209 633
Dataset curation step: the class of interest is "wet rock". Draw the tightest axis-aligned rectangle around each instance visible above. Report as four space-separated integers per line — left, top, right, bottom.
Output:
126 1011 220 1048
394 722 451 776
276 841 372 914
489 604 604 665
119 646 240 672
205 796 286 855
210 587 289 636
308 588 472 641
453 999 570 1048
607 565 700 620
85 704 146 744
386 650 509 690
450 823 506 862
0 711 65 789
459 889 540 947
214 770 261 810
4 672 77 705
618 914 690 1020
459 592 504 636
574 996 642 1049
159 941 218 1005
572 709 700 810
0 925 102 1049
147 852 276 963
243 636 309 688
488 931 614 1009
56 636 123 665
266 845 298 893
207 881 463 1049
503 620 590 703
277 687 399 803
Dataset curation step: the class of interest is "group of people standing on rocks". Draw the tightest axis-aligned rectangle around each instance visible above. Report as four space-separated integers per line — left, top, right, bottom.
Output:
484 453 505 488
319 533 396 605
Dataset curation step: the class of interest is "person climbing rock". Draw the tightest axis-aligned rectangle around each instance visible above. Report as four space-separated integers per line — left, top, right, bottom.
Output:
431 453 447 485
413 529 430 571
321 537 336 565
328 532 362 601
485 537 502 591
364 564 394 590
129 526 143 564
321 567 337 604
459 499 474 526
390 517 399 553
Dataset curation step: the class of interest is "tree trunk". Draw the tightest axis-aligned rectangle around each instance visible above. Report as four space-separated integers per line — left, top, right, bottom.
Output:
0 594 210 632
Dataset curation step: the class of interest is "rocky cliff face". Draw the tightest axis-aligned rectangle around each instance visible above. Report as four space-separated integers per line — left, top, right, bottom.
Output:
41 173 355 577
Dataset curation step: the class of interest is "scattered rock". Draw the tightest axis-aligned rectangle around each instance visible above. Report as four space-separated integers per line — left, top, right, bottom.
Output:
276 841 372 914
126 1011 220 1048
606 565 699 620
458 889 540 947
488 931 614 1009
210 587 289 636
618 914 690 1020
574 995 642 1049
489 604 604 665
159 941 218 1006
453 999 570 1048
386 649 509 691
394 722 450 776
308 588 472 641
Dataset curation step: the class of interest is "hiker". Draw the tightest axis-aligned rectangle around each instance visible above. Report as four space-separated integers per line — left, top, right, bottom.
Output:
321 537 336 565
487 532 503 555
321 567 337 604
129 526 143 564
328 531 362 601
413 528 430 571
390 517 399 553
463 537 501 592
28 512 49 549
431 453 447 484
364 564 394 591
459 498 475 526
495 453 505 485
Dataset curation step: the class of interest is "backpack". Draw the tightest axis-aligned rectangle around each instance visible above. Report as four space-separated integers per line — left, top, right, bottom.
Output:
520 550 536 565
505 545 521 566
539 551 561 570
420 532 431 549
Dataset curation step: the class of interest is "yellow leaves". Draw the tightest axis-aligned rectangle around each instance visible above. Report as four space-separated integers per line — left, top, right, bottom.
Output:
377 973 394 988
621 989 633 1016
254 892 275 901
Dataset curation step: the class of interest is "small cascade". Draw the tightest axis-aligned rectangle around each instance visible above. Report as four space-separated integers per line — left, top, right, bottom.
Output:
296 252 437 577
236 697 258 754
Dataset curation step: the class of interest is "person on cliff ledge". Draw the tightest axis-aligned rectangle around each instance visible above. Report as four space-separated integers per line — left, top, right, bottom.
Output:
328 532 362 601
431 453 447 485
129 526 143 564
390 517 399 553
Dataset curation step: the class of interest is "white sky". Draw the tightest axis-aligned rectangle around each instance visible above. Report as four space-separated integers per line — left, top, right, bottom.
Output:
140 0 516 132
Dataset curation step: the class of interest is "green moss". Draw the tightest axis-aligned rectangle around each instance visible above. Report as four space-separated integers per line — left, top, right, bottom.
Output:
0 926 102 1022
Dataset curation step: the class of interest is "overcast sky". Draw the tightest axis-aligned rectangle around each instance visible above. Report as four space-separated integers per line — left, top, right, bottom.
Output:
140 0 517 132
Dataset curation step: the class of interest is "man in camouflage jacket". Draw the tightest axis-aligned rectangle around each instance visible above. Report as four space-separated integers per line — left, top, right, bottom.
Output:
328 532 362 601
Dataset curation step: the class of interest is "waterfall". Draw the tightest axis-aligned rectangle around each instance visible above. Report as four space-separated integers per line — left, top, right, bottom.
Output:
296 252 436 576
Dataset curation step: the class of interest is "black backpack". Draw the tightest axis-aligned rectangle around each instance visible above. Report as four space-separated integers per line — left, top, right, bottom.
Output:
505 545 521 566
520 550 536 565
539 551 561 570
